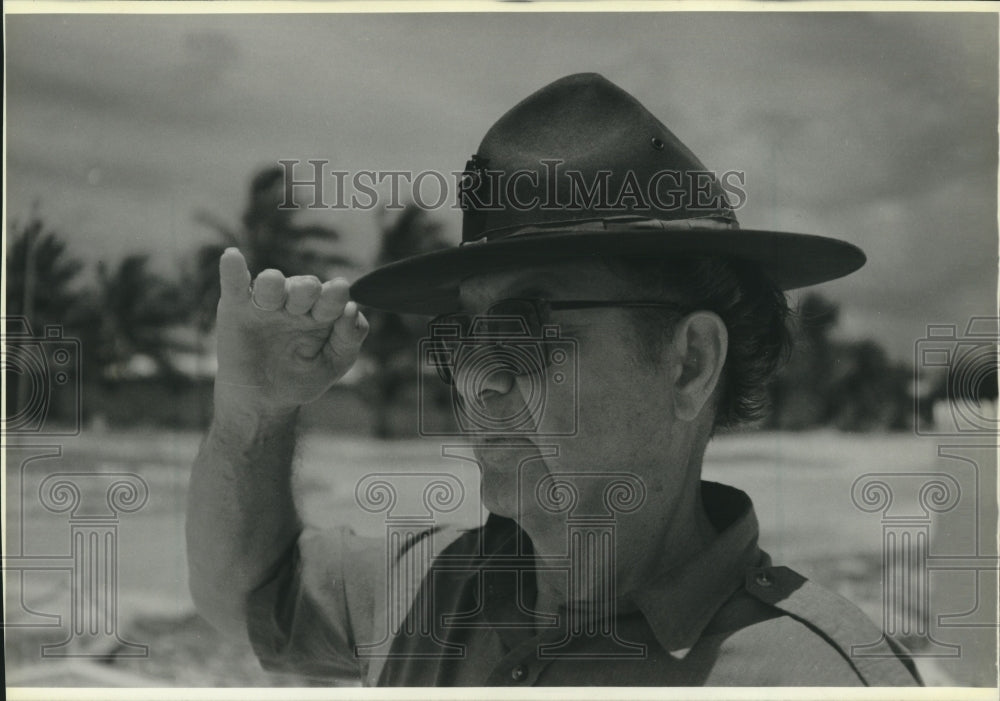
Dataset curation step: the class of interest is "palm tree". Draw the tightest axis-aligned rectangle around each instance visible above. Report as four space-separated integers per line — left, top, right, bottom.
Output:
187 166 353 330
361 204 451 438
5 210 86 328
768 293 840 430
86 254 191 383
5 211 87 423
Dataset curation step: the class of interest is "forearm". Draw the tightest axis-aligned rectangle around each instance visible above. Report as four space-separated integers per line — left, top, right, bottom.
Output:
185 404 303 640
186 250 368 639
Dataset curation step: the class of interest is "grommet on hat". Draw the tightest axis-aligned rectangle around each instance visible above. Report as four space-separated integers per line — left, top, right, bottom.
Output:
352 73 865 315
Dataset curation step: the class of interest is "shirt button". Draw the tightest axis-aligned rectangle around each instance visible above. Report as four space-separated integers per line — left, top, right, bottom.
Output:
755 572 772 587
510 664 528 682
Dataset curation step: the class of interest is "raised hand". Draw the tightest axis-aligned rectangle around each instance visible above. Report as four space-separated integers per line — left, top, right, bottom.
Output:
213 248 369 417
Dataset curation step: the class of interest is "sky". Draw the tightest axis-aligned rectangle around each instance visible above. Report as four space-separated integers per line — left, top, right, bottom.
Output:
5 8 998 360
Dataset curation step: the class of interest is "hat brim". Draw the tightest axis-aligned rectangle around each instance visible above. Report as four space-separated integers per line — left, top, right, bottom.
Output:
350 228 865 315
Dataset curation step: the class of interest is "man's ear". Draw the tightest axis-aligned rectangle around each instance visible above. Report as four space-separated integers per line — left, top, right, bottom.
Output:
668 311 728 422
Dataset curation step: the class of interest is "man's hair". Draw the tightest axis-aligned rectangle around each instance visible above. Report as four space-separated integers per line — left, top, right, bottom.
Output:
601 255 793 429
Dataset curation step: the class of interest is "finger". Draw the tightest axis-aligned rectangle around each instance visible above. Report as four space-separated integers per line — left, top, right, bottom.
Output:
285 276 322 315
252 269 287 311
328 301 369 357
355 309 370 340
219 248 251 301
310 278 351 323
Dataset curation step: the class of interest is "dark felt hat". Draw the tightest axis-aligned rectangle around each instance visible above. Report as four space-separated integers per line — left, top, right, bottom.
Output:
351 73 865 314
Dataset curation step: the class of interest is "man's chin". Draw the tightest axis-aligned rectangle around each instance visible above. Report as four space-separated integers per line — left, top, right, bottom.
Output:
480 490 517 519
477 460 520 518
472 437 548 521
470 436 540 470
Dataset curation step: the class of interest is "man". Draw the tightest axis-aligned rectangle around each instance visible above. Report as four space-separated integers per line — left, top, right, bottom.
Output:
186 73 922 686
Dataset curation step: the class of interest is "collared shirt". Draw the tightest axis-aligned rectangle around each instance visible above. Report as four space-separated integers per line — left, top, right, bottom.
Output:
247 481 922 686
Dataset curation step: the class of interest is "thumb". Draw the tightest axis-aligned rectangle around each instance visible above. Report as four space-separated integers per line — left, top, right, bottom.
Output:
327 302 369 358
219 248 251 301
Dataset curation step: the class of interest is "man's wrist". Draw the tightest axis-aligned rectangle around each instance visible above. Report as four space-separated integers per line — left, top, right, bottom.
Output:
209 400 300 448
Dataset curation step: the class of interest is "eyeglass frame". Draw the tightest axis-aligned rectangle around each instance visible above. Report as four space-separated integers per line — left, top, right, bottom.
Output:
427 297 690 386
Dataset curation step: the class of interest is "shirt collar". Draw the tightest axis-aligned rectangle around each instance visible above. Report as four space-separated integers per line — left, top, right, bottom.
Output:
479 480 763 658
629 480 763 657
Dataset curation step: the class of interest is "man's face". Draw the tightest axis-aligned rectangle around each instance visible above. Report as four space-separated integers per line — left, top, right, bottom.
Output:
453 259 690 546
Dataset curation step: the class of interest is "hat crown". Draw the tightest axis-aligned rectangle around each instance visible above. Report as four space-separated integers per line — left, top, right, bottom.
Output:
349 72 866 315
461 73 736 243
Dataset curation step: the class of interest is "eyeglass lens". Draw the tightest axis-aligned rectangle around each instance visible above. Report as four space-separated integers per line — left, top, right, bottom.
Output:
427 300 550 385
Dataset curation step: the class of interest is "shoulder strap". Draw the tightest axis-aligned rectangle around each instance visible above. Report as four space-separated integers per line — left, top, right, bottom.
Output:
745 565 922 686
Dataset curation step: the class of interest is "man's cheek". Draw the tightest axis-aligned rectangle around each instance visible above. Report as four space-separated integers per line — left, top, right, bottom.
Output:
575 379 619 437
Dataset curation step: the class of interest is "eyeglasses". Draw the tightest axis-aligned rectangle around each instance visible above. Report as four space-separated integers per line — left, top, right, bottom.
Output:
426 297 687 386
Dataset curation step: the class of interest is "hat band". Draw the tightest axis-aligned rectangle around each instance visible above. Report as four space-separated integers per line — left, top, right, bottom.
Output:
461 214 740 246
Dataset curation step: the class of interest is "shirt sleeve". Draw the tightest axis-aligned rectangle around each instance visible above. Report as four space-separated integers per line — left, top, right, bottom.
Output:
245 525 384 682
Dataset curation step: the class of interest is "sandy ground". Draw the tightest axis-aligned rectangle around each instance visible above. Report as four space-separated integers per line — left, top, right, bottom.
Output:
4 428 997 687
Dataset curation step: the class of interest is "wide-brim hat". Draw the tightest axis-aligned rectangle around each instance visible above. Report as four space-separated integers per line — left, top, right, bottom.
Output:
351 73 865 315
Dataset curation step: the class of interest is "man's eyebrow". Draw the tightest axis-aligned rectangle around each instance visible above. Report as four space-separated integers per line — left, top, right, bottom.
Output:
498 271 574 298
458 270 574 311
504 284 554 298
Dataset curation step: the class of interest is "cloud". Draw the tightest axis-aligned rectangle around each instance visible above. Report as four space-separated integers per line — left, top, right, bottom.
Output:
5 12 996 360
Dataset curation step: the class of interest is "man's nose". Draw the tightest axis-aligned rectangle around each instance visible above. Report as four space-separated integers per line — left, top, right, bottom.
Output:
452 352 517 406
